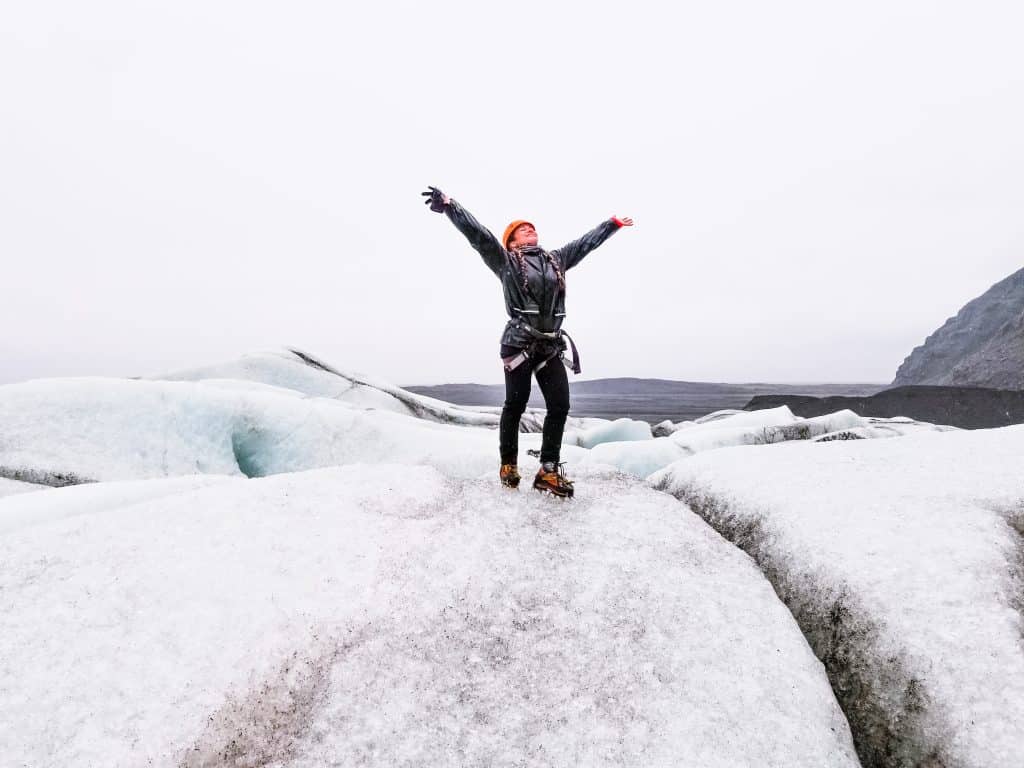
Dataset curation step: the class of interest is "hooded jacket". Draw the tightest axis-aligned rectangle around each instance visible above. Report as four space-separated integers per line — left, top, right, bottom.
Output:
444 199 622 350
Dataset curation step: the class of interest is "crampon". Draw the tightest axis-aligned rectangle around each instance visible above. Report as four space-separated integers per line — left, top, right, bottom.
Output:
500 463 521 489
533 462 574 498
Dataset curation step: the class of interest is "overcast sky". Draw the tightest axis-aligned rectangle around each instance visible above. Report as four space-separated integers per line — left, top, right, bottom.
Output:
2 1 1022 386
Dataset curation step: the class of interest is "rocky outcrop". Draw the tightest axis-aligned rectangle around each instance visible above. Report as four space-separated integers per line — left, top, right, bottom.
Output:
893 267 1024 388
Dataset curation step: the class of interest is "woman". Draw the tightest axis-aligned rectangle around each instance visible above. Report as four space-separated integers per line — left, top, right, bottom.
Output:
422 185 634 497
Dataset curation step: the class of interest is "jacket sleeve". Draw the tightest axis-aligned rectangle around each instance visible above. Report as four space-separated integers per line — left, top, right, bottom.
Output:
553 218 622 271
444 199 506 278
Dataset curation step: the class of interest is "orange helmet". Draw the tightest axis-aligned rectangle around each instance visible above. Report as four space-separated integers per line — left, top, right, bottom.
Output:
502 219 535 249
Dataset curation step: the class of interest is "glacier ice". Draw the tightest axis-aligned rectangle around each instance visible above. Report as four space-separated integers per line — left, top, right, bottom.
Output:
3 348 1001 767
583 438 691 479
0 477 43 499
0 352 951 489
650 426 1024 768
156 348 550 432
579 407 953 480
0 475 239 535
0 465 859 767
0 377 593 485
651 419 676 437
570 416 653 448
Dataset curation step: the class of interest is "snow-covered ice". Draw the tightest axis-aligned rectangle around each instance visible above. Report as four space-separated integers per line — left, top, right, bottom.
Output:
581 407 954 479
650 426 1024 767
0 377 593 485
157 348 549 431
814 416 959 442
7 371 911 491
0 474 238 535
0 352 948 489
569 416 653 448
584 438 691 479
0 477 43 499
654 408 778 435
0 465 859 767
2 347 1003 766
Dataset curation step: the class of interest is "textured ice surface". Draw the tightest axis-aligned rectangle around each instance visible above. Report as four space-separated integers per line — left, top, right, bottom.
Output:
0 373 953 493
0 477 43 499
0 465 859 767
659 407 789 434
650 426 1024 767
157 348 549 431
692 405 798 429
669 409 862 451
862 416 958 437
571 417 653 448
582 408 953 479
584 438 691 479
1 351 993 766
0 475 238 534
0 377 591 485
651 419 676 437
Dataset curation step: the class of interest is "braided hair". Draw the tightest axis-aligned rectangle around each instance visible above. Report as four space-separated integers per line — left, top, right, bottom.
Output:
509 246 566 294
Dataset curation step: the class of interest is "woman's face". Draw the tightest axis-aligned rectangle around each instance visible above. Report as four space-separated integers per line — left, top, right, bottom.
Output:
509 223 539 249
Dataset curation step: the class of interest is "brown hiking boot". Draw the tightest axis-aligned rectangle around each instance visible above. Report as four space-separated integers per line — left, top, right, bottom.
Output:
533 462 574 498
500 463 521 489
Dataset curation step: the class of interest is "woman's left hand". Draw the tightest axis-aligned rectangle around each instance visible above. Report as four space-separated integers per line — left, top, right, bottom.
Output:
613 216 634 227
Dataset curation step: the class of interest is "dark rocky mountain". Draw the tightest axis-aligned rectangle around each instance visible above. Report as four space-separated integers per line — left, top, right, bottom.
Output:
893 267 1024 389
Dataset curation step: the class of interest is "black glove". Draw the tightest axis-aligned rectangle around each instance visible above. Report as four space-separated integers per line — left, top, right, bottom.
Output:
421 185 447 213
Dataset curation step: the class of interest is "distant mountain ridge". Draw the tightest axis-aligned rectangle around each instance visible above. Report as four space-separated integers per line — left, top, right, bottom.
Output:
893 266 1024 389
406 379 884 423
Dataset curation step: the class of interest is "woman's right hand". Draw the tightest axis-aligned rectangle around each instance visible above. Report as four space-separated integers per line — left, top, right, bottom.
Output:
421 186 450 213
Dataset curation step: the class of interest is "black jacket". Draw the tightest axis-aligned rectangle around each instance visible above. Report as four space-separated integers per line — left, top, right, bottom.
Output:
445 199 621 349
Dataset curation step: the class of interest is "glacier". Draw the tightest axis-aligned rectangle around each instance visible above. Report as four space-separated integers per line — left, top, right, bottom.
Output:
2 348 1021 767
0 351 949 488
650 428 1024 767
0 465 858 766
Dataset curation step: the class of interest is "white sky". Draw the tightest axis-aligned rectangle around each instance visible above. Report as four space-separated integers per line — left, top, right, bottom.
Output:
2 1 1022 386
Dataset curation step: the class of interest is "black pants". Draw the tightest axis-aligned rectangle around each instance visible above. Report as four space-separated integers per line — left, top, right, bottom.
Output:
499 346 570 466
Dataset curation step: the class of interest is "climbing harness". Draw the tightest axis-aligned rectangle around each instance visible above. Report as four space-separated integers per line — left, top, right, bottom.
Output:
502 318 581 375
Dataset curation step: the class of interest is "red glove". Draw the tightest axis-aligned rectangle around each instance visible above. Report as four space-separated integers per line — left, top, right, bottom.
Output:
612 216 634 227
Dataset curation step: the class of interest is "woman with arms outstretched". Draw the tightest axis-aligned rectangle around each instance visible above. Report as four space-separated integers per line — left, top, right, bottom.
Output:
422 186 633 497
